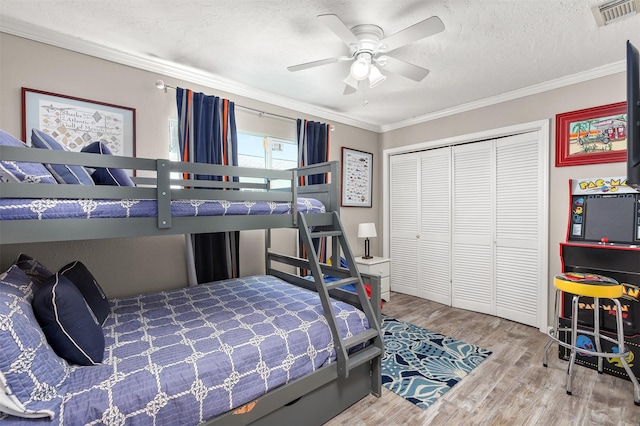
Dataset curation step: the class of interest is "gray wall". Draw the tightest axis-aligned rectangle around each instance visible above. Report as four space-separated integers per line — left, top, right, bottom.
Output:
1 31 628 326
381 74 626 325
0 33 380 297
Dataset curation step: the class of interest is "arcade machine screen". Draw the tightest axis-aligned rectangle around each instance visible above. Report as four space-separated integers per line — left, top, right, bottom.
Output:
582 194 637 244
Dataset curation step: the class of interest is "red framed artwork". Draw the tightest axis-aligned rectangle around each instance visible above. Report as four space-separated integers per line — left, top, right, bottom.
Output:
555 102 627 167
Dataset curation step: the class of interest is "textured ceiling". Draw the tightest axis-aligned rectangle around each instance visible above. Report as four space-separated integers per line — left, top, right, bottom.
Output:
1 0 639 131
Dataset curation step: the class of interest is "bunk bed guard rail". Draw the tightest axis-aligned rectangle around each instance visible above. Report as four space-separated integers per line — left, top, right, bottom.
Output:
0 145 340 240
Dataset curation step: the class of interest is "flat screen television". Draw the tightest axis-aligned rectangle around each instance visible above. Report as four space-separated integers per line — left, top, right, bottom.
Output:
627 40 640 189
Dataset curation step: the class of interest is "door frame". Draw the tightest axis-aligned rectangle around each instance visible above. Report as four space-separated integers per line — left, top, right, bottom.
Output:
382 119 550 332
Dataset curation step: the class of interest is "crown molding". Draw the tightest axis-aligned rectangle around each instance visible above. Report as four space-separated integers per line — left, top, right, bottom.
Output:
0 16 382 133
1 16 625 134
380 61 625 132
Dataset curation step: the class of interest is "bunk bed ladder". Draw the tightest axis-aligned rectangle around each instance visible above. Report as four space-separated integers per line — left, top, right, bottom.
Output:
297 212 383 380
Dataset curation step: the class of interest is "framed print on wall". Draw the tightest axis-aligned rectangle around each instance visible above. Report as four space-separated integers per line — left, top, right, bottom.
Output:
555 101 627 167
341 147 373 207
22 87 136 157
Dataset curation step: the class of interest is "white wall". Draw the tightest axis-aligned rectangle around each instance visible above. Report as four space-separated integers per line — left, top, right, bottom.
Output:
0 33 380 297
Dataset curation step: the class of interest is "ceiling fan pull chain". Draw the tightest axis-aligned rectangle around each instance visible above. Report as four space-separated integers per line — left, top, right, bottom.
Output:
362 84 369 107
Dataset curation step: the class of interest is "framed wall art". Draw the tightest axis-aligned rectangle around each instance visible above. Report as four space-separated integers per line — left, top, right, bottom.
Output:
341 147 373 207
555 102 627 167
22 87 136 157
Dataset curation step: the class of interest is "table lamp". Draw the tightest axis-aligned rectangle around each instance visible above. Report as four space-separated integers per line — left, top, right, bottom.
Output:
358 222 377 259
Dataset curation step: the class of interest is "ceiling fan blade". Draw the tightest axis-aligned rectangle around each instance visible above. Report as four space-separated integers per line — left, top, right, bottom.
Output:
379 16 444 53
318 14 360 47
287 57 344 72
379 56 430 81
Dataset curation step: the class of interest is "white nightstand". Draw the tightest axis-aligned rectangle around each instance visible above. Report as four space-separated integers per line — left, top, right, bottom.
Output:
354 256 391 302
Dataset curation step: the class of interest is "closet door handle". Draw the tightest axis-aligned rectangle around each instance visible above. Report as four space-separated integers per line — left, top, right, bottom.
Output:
416 234 420 239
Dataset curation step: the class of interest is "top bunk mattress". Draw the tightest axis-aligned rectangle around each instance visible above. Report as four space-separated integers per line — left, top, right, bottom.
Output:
0 197 325 221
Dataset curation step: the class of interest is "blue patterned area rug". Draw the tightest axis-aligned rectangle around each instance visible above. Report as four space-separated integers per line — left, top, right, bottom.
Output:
381 316 492 410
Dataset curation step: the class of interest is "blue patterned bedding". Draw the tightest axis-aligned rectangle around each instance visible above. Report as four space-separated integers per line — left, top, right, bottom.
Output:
4 275 369 425
0 197 324 220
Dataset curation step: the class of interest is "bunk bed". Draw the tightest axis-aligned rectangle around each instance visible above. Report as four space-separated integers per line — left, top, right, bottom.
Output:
0 134 383 425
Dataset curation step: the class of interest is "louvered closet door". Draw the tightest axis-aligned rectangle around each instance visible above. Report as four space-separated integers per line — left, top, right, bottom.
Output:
495 132 541 326
452 141 494 315
419 147 451 305
390 153 420 296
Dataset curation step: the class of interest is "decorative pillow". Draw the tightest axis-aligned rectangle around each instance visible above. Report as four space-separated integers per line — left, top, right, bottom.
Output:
32 273 105 366
0 265 68 419
0 129 57 184
0 259 36 304
30 129 94 185
59 261 110 326
14 253 53 289
81 141 135 186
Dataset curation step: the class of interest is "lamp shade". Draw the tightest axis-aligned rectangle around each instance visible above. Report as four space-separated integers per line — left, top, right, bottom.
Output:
358 223 377 239
350 54 371 81
368 65 387 88
343 74 359 90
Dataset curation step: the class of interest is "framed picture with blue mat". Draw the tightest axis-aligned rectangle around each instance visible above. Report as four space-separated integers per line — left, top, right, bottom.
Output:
381 316 492 409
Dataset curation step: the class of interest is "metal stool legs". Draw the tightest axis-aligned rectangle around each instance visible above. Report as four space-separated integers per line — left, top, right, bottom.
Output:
543 289 640 405
565 294 578 395
611 298 640 405
542 289 561 368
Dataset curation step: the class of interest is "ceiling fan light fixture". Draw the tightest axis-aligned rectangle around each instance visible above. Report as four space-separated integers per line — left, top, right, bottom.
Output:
350 54 371 80
343 74 359 89
368 65 387 88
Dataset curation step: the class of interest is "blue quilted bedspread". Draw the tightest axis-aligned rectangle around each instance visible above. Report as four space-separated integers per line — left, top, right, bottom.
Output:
0 197 324 220
7 275 368 425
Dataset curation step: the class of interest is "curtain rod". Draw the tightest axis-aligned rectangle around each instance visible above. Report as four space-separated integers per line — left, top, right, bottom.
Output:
155 79 298 124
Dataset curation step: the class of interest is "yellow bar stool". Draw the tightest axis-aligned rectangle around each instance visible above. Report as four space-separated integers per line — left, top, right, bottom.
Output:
543 272 640 405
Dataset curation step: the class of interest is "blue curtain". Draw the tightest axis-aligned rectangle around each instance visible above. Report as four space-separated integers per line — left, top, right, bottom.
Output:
177 87 239 282
297 119 330 270
297 120 329 185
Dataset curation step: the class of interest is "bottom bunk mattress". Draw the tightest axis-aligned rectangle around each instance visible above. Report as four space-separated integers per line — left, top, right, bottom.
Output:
3 275 369 425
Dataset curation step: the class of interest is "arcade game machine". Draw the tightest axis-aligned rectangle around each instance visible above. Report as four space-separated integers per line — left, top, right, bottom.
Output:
559 176 640 380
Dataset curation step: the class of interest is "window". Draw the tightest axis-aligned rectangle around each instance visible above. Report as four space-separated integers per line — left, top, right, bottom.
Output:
237 133 297 170
238 133 298 189
168 118 181 187
168 121 298 190
169 117 180 162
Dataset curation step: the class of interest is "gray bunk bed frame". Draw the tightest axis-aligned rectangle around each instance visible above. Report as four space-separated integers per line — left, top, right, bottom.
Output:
0 145 383 425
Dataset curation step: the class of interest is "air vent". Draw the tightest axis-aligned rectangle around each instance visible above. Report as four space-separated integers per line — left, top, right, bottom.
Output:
592 0 640 26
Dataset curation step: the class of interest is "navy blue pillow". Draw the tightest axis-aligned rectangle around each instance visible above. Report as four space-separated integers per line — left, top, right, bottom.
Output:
32 273 105 366
59 261 110 326
31 129 95 185
81 142 135 186
0 129 58 184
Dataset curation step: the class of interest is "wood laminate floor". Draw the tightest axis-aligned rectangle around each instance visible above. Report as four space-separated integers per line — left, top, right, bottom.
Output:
325 292 640 426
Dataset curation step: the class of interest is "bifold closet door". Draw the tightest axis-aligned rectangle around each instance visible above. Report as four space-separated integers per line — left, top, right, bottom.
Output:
389 131 543 328
451 141 494 315
390 153 420 296
418 148 451 305
451 132 542 325
494 132 542 326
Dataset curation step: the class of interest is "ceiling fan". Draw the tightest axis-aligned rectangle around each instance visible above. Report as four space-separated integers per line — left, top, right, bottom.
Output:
287 14 445 95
